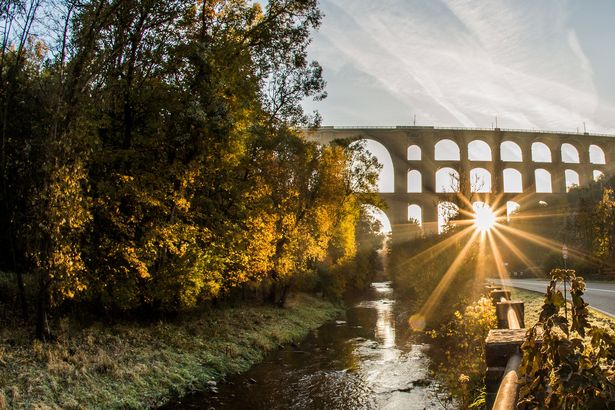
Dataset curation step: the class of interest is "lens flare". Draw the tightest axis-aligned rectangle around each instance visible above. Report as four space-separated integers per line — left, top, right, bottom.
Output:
473 202 496 233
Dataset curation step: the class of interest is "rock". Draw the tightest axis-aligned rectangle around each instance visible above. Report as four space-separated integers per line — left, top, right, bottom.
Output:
335 320 347 325
206 380 217 387
412 379 432 387
249 378 257 384
210 387 219 394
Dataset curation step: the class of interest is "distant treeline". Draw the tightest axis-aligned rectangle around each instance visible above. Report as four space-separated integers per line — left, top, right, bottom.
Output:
0 0 383 339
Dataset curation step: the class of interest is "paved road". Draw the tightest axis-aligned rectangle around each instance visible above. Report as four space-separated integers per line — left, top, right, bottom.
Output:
489 278 615 318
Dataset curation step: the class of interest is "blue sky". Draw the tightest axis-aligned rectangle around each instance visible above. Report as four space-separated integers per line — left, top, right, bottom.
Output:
303 0 615 133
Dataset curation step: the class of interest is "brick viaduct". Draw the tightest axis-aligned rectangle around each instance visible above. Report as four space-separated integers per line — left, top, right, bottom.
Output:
310 126 615 240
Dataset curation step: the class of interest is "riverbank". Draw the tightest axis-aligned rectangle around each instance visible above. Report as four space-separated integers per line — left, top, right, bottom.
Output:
0 293 341 409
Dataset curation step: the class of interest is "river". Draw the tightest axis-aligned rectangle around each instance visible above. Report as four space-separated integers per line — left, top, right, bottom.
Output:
164 282 444 409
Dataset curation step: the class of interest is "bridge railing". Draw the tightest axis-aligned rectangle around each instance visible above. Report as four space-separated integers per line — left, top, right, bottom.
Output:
484 285 526 410
315 125 615 138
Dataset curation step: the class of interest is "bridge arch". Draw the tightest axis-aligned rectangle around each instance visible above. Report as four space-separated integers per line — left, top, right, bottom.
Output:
436 167 460 192
593 170 605 181
565 169 580 192
351 139 394 193
407 145 421 161
407 204 422 226
468 140 492 161
503 168 523 193
589 144 606 164
535 168 553 193
561 143 580 164
364 204 392 234
500 141 523 162
435 139 461 161
506 201 521 222
407 170 422 193
437 201 459 234
470 167 492 192
531 142 552 163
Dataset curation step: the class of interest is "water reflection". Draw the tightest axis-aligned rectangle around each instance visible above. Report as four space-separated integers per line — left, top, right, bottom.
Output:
163 281 442 410
354 282 438 408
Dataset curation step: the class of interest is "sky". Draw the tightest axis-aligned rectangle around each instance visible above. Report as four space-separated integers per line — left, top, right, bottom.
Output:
302 0 615 134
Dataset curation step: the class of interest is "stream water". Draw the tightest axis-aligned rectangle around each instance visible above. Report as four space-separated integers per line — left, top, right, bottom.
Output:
166 282 443 409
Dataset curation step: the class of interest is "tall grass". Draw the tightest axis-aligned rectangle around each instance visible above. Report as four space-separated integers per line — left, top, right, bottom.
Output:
0 293 341 409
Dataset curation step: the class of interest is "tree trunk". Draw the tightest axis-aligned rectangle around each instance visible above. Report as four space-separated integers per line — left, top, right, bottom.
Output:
35 273 50 341
277 282 291 308
15 270 28 319
267 280 277 305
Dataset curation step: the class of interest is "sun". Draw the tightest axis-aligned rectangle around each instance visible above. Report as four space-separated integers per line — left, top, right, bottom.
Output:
473 202 496 233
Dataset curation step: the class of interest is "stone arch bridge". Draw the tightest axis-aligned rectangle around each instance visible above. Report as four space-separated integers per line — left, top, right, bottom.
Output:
311 126 615 240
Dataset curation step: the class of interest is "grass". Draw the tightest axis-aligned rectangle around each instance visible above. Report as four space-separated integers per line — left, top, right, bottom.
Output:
0 293 341 409
509 288 615 333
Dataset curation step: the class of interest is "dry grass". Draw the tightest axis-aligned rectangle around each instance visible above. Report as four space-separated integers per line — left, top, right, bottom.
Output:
510 288 615 333
0 293 341 409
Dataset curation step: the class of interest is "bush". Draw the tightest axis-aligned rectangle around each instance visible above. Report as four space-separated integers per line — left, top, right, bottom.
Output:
428 296 497 409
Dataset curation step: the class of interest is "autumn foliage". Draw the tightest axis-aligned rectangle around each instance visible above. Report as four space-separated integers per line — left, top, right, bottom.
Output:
0 0 382 338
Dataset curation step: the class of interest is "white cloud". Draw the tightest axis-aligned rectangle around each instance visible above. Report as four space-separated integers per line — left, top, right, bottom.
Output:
305 0 615 133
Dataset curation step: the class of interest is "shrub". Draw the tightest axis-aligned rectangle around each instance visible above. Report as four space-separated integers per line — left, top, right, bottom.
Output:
519 269 615 408
429 296 497 409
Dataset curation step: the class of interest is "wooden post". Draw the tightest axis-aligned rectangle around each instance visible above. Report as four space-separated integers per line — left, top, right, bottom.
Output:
489 290 511 305
484 285 502 294
496 301 525 329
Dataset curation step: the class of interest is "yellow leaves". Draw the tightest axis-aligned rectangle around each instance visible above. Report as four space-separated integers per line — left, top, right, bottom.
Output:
124 247 150 279
174 196 191 213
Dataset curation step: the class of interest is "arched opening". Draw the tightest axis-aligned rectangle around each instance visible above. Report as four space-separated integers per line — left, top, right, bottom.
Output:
407 170 422 193
364 205 392 235
593 170 605 182
351 139 395 193
438 201 459 234
535 169 552 193
561 143 580 163
470 167 492 192
531 142 552 163
435 139 461 161
565 169 580 192
408 204 422 226
506 201 520 222
500 141 523 162
468 140 492 161
436 167 460 192
503 168 523 193
407 145 421 161
589 145 606 164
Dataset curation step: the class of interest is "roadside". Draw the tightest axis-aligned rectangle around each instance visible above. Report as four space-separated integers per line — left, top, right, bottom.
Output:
508 287 615 333
0 293 341 409
489 278 615 318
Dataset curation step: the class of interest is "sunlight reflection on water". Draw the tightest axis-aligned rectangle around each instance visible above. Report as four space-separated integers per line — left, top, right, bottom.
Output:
163 281 443 410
